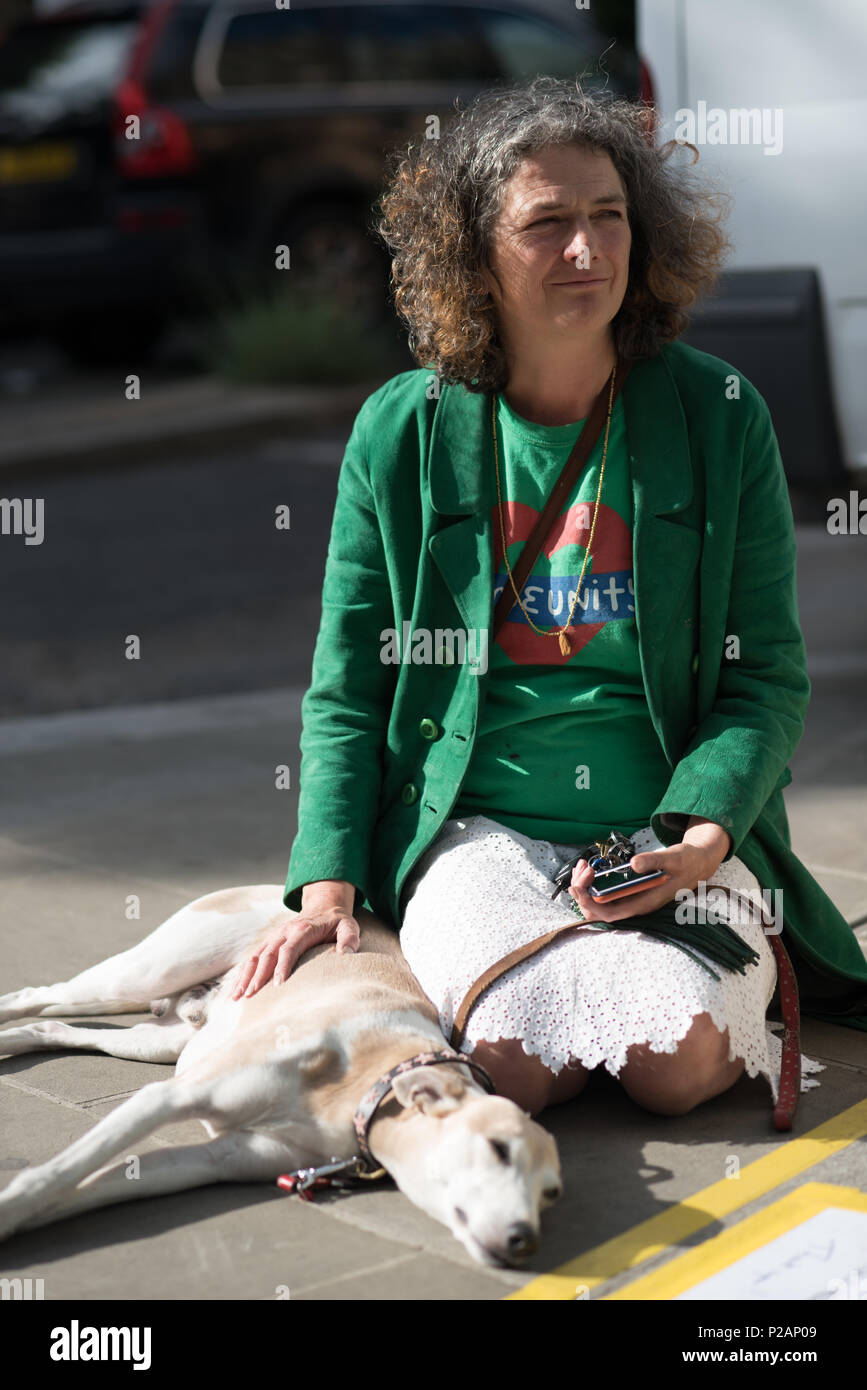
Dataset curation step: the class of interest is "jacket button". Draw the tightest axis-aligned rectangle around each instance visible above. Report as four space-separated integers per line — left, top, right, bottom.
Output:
401 783 419 805
419 717 439 740
691 653 700 675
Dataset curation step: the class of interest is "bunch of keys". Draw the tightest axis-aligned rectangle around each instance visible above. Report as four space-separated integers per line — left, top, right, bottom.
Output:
550 830 669 904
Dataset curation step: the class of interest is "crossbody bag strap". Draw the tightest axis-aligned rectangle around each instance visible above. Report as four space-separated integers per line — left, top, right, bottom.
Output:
449 919 581 1050
492 356 632 640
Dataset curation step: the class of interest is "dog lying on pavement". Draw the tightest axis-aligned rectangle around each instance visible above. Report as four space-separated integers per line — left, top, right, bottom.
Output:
0 888 561 1267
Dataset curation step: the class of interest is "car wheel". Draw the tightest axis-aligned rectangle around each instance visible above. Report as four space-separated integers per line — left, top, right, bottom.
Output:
271 199 391 322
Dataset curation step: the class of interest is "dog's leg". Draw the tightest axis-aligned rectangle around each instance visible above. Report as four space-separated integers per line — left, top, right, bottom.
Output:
0 1029 330 1242
0 1075 221 1241
10 1131 296 1237
0 1015 194 1064
0 886 289 1023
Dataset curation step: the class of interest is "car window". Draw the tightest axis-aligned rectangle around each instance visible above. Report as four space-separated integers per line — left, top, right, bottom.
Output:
0 19 140 125
477 10 627 90
147 7 210 103
212 3 604 90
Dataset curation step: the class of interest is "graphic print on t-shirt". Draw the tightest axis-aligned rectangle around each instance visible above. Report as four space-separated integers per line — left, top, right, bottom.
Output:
493 497 634 666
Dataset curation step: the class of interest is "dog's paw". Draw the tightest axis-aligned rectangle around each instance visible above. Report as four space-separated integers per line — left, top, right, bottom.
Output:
0 1021 72 1055
0 1185 32 1242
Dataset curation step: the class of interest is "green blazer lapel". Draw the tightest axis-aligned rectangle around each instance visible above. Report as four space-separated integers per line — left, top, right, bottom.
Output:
623 352 702 759
426 380 496 640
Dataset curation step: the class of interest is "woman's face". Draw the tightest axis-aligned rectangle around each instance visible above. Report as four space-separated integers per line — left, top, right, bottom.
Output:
481 144 631 356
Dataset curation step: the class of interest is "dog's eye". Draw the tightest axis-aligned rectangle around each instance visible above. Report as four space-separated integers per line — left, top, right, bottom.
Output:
489 1138 510 1163
543 1186 562 1202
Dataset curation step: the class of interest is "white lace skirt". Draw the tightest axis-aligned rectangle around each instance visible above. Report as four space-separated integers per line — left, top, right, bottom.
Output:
399 814 824 1105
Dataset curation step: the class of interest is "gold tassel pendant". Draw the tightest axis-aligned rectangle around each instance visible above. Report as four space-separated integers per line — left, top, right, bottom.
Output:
558 631 572 656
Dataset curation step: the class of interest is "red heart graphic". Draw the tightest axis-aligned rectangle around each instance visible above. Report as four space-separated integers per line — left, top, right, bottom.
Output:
492 499 633 665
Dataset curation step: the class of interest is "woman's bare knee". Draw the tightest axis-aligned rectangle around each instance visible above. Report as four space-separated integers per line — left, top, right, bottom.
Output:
471 1038 589 1115
548 1058 592 1107
617 1013 745 1115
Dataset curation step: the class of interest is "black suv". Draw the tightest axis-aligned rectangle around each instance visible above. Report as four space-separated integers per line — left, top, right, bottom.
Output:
0 0 643 361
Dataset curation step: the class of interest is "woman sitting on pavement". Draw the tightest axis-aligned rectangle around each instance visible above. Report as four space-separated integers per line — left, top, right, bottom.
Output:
232 76 867 1119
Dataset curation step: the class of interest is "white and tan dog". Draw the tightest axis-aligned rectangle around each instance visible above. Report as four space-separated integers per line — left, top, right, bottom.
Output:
0 888 561 1267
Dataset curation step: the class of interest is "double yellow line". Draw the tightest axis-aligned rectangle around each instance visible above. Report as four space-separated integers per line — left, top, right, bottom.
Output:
507 1097 867 1300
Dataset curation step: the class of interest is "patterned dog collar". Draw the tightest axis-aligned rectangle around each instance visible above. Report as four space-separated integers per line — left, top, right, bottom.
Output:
353 1048 496 1173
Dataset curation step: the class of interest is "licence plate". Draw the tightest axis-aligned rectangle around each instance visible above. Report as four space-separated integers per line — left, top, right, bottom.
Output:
0 142 78 184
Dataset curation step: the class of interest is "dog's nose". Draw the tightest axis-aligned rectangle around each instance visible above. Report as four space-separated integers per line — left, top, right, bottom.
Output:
506 1222 539 1258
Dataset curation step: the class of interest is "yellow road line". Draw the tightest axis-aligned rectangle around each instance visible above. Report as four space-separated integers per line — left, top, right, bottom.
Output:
607 1182 867 1299
507 1097 867 1300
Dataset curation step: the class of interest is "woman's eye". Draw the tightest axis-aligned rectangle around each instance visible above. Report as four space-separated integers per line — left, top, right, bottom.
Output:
531 211 622 227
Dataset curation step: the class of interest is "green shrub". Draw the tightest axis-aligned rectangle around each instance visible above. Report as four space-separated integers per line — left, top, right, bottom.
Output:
202 289 404 385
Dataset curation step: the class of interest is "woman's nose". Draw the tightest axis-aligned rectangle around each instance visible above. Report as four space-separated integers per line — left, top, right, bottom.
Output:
562 227 594 268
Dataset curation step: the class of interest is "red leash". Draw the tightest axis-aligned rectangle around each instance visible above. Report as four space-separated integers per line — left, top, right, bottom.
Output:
767 930 802 1130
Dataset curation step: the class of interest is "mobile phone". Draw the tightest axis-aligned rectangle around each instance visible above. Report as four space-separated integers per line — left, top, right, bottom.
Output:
587 865 670 902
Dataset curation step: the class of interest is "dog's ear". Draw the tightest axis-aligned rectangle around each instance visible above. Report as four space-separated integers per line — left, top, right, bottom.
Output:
391 1066 466 1117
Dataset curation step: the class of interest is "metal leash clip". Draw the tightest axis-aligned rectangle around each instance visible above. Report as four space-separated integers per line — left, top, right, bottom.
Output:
276 1156 369 1202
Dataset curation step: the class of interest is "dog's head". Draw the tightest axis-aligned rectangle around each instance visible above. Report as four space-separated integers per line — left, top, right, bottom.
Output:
388 1065 561 1267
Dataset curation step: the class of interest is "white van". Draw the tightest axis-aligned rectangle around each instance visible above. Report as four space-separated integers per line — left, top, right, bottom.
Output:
637 0 867 486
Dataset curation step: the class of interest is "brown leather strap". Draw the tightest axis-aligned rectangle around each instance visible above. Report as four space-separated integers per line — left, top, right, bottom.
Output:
492 356 632 640
450 919 581 1050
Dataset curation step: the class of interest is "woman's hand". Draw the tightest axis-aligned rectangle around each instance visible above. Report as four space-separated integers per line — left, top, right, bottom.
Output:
568 818 732 924
230 906 360 1000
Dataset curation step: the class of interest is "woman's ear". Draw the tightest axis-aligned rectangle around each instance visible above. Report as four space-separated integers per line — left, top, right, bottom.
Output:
480 261 501 306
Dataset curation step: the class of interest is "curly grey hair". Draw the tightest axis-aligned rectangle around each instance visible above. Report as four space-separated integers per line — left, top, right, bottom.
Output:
375 75 732 392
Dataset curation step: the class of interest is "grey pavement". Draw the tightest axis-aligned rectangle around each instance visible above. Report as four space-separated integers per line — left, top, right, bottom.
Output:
0 516 866 1299
0 371 376 474
1 707 866 1292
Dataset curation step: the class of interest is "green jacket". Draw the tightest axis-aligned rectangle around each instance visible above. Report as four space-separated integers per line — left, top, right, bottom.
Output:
285 340 867 1032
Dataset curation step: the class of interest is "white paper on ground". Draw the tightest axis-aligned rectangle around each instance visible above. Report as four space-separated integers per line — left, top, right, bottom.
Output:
675 1207 867 1300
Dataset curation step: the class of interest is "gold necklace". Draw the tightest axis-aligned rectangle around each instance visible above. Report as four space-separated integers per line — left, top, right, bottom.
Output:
492 359 617 656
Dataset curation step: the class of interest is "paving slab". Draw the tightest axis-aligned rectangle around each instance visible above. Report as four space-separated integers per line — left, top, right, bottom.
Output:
0 1174 433 1302
0 1048 174 1108
0 735 295 892
793 1017 867 1070
290 1251 514 1301
0 846 196 988
0 1080 96 1172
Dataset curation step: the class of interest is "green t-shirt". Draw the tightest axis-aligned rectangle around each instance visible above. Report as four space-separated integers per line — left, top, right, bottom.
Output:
453 390 673 843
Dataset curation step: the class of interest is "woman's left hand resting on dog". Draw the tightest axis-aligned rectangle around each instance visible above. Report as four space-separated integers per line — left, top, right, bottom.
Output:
568 816 732 923
230 881 360 999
